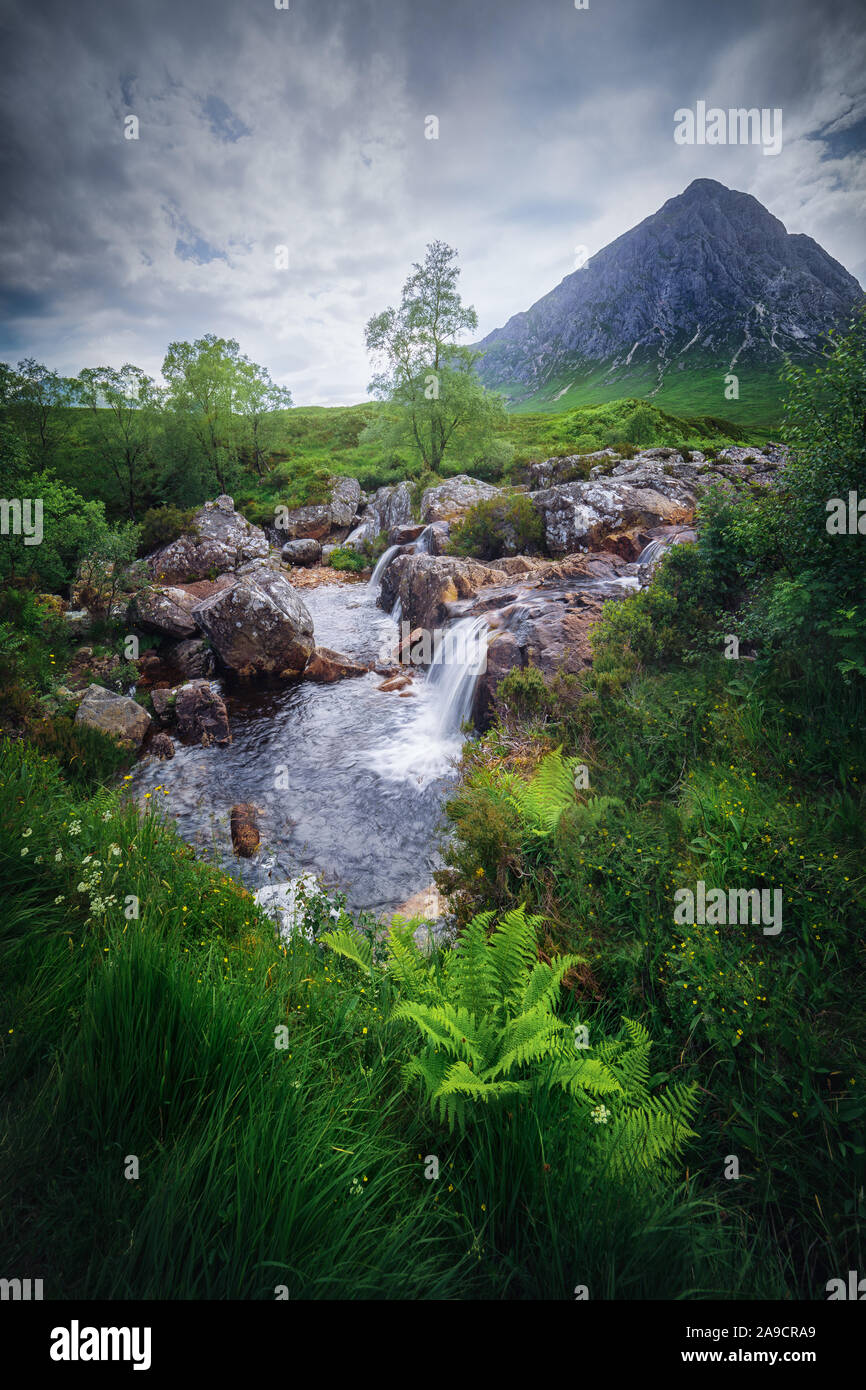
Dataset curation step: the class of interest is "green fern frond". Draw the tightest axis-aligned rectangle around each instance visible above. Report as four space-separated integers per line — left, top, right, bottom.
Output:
320 928 372 972
521 952 586 1012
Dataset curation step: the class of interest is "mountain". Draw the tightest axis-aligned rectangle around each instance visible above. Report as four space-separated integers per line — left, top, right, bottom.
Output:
475 179 864 423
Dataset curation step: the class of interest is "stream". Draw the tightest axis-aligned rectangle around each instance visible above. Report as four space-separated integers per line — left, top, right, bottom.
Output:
128 578 477 917
128 537 669 918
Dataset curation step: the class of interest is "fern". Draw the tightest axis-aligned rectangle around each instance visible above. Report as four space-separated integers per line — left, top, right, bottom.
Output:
324 904 699 1171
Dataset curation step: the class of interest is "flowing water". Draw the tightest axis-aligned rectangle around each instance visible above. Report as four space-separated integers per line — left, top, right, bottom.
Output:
127 531 678 917
128 580 485 916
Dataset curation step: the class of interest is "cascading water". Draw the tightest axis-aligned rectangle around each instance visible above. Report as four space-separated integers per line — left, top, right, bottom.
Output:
637 538 667 570
368 544 401 590
367 615 489 784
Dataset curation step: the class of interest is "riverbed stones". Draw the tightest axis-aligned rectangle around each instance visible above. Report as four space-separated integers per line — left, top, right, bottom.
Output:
146 497 269 583
303 647 369 683
174 679 231 746
149 731 175 759
230 803 260 857
170 637 216 679
74 684 152 749
191 562 315 678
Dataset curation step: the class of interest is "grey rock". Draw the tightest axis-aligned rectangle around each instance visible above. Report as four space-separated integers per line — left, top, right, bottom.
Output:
281 538 322 566
192 563 315 677
74 684 151 749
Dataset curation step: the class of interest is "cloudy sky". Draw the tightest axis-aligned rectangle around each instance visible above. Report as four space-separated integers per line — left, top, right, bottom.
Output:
1 0 864 404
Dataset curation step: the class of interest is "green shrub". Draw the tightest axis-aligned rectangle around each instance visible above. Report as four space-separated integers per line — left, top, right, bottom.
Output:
328 546 367 573
448 493 545 560
137 506 198 556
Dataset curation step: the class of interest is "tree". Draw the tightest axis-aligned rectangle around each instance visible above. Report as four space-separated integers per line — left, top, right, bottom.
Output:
162 335 241 494
162 336 292 494
234 358 293 476
0 358 77 465
75 365 162 519
363 241 509 475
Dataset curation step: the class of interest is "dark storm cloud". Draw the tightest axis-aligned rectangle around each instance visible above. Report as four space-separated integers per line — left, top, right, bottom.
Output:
0 0 863 402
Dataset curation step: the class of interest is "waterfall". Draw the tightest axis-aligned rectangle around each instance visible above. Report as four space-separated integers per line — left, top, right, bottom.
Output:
368 543 401 591
637 538 667 570
367 615 490 784
426 617 489 738
414 524 434 554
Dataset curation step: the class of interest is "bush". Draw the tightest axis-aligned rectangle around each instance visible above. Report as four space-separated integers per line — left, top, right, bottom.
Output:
448 493 545 560
328 546 367 573
137 506 198 556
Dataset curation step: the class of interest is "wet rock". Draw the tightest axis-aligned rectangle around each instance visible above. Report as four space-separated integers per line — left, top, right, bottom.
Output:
146 497 269 583
174 679 231 746
74 684 151 749
381 553 508 632
230 803 260 857
378 674 413 692
425 521 452 555
170 637 216 680
473 630 525 726
389 523 426 545
600 529 651 562
281 537 322 566
420 475 501 523
192 563 315 678
150 688 175 721
149 732 175 759
303 647 369 683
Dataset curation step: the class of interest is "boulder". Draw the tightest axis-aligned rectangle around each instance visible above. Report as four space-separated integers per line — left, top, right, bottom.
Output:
192 562 315 678
281 538 322 567
150 688 174 721
74 684 151 750
473 630 525 727
128 585 199 639
147 497 269 583
170 637 215 680
273 502 333 542
389 523 426 545
329 476 362 528
420 475 501 523
174 679 231 746
230 803 260 857
380 553 508 632
529 477 693 556
303 647 369 683
149 732 175 759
